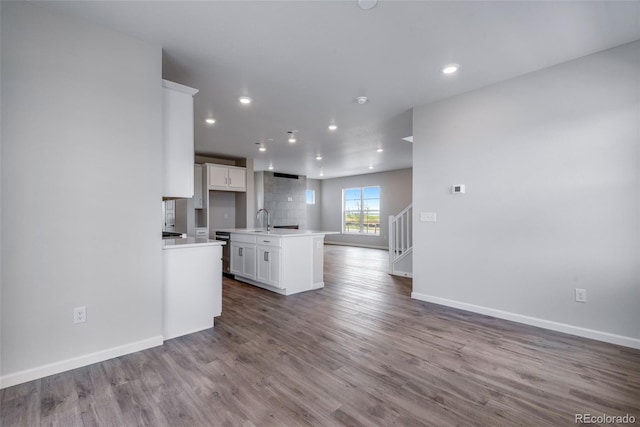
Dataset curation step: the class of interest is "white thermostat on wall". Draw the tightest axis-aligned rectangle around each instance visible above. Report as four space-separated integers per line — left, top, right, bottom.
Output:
452 184 466 194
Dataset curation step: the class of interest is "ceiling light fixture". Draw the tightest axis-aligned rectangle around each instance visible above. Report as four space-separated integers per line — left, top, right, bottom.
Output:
356 96 368 105
442 64 459 74
205 118 216 125
368 165 374 170
376 147 384 153
319 170 324 177
316 155 323 160
268 164 274 170
287 130 298 143
328 124 338 131
239 96 252 104
258 146 266 152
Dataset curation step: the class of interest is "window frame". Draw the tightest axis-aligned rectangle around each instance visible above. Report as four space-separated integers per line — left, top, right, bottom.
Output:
341 185 381 236
306 189 316 205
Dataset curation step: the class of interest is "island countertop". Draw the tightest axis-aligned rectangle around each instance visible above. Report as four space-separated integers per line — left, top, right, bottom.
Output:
218 228 338 237
163 237 226 250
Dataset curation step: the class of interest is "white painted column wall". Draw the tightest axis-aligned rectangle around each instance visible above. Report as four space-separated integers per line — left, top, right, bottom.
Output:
1 2 164 386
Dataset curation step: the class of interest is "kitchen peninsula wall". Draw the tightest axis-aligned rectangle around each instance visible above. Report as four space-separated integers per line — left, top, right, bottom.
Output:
255 172 307 229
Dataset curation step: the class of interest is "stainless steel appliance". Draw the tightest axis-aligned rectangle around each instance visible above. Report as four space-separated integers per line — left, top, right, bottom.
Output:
162 231 186 239
214 231 231 275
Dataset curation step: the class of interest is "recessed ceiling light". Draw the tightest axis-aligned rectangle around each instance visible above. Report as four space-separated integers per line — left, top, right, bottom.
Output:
319 171 324 177
357 0 378 10
316 155 323 160
328 124 338 131
376 147 384 153
287 130 298 143
258 146 266 152
268 164 274 170
368 165 374 169
442 64 459 74
239 96 252 104
356 96 368 105
205 118 216 125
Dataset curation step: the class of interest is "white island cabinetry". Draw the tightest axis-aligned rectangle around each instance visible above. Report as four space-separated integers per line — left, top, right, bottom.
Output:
162 238 224 340
256 237 281 288
229 230 332 295
230 234 256 280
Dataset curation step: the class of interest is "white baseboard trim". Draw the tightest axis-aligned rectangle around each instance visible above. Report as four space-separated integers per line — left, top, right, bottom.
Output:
0 335 164 389
411 292 640 350
390 270 412 278
324 241 388 250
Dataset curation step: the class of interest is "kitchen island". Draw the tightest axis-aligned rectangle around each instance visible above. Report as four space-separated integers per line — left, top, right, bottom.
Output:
162 237 225 340
221 229 337 296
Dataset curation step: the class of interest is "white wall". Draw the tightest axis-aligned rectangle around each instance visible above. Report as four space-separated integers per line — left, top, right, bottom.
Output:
321 168 412 248
306 178 322 230
412 42 640 348
1 2 163 386
0 0 3 378
209 191 237 230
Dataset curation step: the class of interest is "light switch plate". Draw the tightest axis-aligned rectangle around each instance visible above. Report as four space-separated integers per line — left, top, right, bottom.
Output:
420 212 437 222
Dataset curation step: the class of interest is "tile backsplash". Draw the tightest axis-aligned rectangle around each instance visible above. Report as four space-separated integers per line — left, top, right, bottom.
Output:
261 172 307 229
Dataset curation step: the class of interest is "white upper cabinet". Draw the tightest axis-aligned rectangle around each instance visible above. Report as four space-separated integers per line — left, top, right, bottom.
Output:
207 163 246 192
227 167 246 191
194 164 203 209
162 80 198 198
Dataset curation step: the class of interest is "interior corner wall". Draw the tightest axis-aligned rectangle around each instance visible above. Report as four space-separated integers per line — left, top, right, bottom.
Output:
321 168 412 249
412 41 640 348
306 178 322 230
1 2 163 386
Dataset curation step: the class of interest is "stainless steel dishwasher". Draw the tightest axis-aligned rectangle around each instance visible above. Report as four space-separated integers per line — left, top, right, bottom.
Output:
214 231 231 275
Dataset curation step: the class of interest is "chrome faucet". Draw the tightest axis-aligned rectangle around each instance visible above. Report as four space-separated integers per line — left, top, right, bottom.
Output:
256 208 270 231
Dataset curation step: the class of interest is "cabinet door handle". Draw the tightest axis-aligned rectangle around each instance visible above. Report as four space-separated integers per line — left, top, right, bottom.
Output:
264 251 269 262
239 247 243 256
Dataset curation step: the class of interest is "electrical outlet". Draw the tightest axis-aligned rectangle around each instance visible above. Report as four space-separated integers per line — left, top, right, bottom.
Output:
74 306 87 323
575 289 587 303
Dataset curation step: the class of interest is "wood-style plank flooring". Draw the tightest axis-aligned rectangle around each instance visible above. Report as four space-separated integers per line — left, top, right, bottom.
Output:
2 245 639 426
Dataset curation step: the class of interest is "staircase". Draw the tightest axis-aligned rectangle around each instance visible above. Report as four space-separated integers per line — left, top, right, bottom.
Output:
388 204 412 277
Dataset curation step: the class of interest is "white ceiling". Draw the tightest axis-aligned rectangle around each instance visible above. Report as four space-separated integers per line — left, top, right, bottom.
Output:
40 1 640 179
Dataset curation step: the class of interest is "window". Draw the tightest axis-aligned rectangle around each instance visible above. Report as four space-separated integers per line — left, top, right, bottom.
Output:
342 186 380 235
306 189 315 205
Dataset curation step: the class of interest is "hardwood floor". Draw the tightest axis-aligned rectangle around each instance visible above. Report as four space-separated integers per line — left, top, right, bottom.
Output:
2 245 639 426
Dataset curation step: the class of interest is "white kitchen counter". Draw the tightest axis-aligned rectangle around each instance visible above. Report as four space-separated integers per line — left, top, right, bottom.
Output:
225 229 336 295
162 237 223 340
163 237 225 249
217 228 338 237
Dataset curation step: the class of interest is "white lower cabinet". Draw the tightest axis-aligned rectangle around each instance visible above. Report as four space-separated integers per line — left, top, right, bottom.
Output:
163 243 222 340
257 246 281 288
194 227 208 238
230 241 256 280
230 232 325 295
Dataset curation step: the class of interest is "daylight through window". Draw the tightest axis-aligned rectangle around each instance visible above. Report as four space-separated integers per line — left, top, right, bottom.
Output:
342 186 380 235
306 189 315 205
